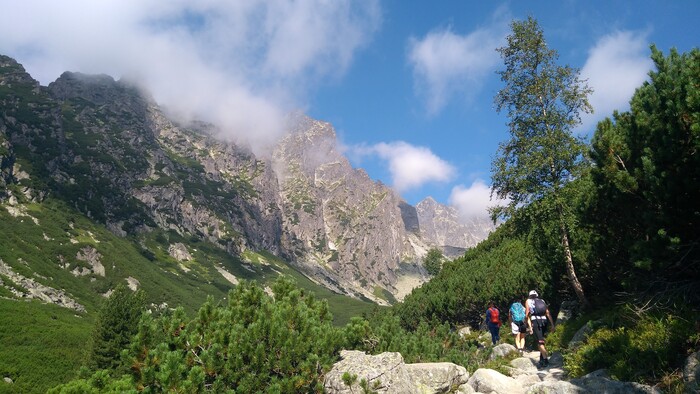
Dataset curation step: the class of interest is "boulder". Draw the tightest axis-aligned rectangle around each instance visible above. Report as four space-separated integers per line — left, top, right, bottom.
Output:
324 350 469 394
404 362 469 393
509 357 538 375
568 321 600 349
490 343 518 360
324 350 414 394
569 369 661 393
467 368 524 394
458 326 472 338
526 380 583 393
3 377 12 384
555 301 577 325
683 351 699 392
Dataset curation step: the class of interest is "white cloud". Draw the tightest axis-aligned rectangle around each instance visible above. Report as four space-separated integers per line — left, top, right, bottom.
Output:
354 142 455 192
0 0 381 154
579 30 654 134
408 12 508 115
449 180 506 219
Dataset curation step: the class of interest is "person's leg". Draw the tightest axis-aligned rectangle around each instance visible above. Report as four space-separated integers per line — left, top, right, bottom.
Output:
489 324 499 345
517 332 525 352
533 320 548 367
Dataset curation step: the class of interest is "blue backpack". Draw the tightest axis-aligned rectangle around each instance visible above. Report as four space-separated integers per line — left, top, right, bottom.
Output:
510 302 526 322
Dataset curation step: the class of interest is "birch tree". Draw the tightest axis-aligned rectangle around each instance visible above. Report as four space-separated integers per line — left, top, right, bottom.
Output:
491 16 592 306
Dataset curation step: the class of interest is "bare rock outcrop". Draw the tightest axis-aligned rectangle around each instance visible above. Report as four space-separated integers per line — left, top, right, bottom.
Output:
324 350 469 394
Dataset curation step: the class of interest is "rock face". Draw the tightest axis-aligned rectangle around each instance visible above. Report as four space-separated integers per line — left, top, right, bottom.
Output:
0 55 495 304
416 197 494 257
272 116 429 302
324 350 469 394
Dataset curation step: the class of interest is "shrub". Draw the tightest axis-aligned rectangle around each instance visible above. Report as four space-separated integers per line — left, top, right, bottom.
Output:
564 313 694 383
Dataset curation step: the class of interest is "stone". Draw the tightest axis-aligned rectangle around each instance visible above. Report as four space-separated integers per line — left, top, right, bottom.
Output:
324 350 471 394
404 362 469 393
3 377 12 384
509 357 539 375
684 351 699 392
467 368 524 394
570 370 661 393
516 373 543 389
568 320 600 349
324 350 415 394
458 326 472 338
526 380 583 394
168 243 193 262
555 301 577 325
490 343 518 360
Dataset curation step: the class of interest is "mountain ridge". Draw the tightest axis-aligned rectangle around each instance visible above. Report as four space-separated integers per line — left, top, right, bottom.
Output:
0 54 494 307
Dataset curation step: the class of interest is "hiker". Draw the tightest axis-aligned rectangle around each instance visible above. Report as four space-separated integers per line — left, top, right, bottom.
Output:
526 290 555 368
509 297 528 353
485 301 501 345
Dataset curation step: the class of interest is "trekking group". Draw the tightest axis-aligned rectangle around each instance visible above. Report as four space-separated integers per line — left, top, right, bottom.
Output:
485 290 555 368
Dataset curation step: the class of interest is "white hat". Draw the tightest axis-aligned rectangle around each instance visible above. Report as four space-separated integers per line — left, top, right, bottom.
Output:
528 290 538 297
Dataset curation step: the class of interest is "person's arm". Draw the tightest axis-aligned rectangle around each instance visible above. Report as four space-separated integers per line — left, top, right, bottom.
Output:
546 308 555 328
485 309 491 324
525 304 532 331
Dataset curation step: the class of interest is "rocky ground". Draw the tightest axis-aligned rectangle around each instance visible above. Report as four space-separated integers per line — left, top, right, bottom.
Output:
324 343 663 394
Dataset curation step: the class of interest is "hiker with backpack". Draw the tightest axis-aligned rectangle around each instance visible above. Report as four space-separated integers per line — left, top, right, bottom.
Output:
526 290 555 368
485 301 501 345
509 297 528 354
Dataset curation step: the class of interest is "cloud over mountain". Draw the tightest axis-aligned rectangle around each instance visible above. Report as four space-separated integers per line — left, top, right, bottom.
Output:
0 0 381 154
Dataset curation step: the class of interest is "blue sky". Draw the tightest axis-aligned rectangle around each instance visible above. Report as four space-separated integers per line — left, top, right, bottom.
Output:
1 0 698 219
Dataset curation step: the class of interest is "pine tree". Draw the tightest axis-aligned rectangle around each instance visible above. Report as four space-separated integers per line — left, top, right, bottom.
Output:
86 284 146 372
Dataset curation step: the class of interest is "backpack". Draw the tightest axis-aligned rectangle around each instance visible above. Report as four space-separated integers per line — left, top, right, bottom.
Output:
488 307 500 324
510 302 526 322
533 298 547 316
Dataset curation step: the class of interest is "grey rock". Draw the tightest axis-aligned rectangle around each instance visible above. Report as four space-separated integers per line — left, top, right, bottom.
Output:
324 350 415 394
570 370 661 393
404 362 469 393
458 326 472 338
467 368 524 394
526 380 583 394
510 357 539 375
684 351 699 392
490 343 518 360
3 377 12 384
568 321 599 349
325 350 471 394
168 243 193 262
555 301 577 325
416 197 494 255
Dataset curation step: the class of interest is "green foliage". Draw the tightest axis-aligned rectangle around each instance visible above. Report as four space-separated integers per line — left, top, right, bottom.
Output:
491 16 592 216
344 311 489 373
0 300 92 394
86 284 146 373
563 312 694 383
588 46 700 297
491 16 592 306
47 371 134 394
423 247 444 276
120 277 346 392
398 224 548 328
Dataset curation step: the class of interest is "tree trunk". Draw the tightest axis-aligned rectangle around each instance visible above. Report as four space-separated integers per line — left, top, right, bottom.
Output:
559 218 589 307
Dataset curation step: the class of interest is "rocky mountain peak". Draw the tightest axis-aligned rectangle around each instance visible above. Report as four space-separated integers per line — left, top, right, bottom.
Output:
417 196 495 256
0 55 39 89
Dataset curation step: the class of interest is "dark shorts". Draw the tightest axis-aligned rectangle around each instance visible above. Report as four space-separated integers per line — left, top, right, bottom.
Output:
531 318 549 344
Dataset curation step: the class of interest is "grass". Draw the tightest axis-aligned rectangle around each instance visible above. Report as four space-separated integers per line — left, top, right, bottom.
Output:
0 299 92 394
